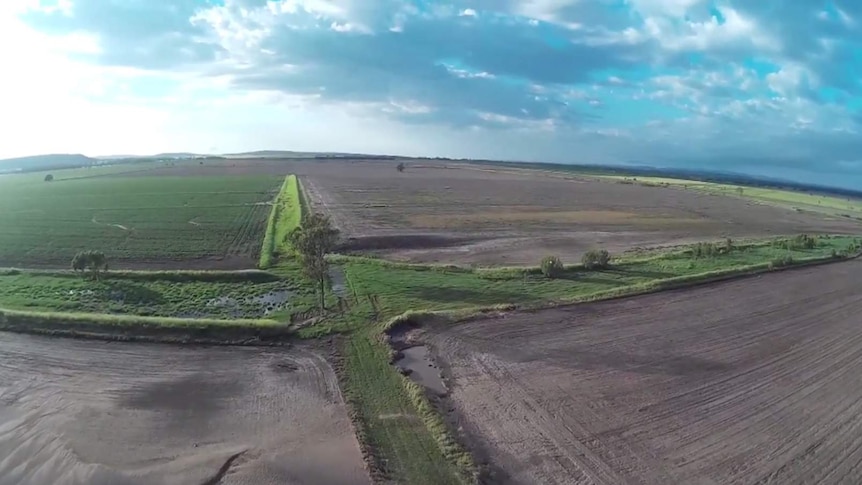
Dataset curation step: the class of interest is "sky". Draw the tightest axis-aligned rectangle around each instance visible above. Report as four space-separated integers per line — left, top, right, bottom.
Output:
3 0 862 188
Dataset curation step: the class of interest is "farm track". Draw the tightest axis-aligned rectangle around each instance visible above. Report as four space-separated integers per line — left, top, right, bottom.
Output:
430 260 862 484
0 334 369 485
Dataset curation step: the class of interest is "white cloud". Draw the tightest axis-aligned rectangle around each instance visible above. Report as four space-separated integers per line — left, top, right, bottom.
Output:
459 8 477 17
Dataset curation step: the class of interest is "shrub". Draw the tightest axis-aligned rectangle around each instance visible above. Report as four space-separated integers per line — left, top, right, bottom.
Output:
44 174 54 182
540 256 564 279
770 255 794 268
773 234 819 251
691 242 720 259
582 249 611 270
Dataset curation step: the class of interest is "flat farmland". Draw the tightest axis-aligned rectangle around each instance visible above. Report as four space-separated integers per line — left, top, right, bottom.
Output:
0 334 368 485
0 174 282 269
294 160 862 265
427 260 862 484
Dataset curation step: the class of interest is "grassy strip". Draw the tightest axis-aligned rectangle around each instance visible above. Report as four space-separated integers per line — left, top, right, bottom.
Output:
341 327 472 485
0 268 279 283
0 307 289 344
259 175 292 268
274 175 303 258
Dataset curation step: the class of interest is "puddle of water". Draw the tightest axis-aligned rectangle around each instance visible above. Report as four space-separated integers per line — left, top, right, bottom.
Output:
395 346 446 395
248 290 293 315
207 296 238 307
328 266 348 298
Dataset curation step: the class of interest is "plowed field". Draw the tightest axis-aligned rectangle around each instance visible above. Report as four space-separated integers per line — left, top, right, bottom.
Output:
429 260 862 484
294 161 861 265
0 334 369 485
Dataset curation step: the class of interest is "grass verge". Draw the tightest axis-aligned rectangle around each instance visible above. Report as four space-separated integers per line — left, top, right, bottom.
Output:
259 174 303 268
0 307 289 344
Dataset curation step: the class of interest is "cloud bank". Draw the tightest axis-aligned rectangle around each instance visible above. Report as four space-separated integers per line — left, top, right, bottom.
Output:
5 0 862 187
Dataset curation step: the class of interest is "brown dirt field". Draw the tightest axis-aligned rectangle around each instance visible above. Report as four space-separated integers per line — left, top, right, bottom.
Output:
92 157 862 267
0 334 369 485
424 260 862 484
290 160 862 265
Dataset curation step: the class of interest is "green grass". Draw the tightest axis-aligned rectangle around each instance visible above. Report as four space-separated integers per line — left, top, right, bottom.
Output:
0 174 282 266
342 327 472 485
259 175 304 268
275 175 303 257
0 271 311 320
342 236 858 317
600 175 862 218
0 306 288 343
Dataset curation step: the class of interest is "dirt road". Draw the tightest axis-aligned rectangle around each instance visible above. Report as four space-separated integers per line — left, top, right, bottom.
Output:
0 335 369 485
430 260 862 484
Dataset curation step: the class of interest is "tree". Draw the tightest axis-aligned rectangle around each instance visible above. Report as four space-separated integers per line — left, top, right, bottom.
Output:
288 213 340 310
44 174 54 182
396 162 406 173
582 249 611 270
540 256 564 279
71 250 109 280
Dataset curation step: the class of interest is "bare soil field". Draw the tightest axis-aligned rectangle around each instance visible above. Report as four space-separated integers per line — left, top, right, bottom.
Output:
0 334 369 485
78 157 862 266
424 260 862 484
291 160 862 265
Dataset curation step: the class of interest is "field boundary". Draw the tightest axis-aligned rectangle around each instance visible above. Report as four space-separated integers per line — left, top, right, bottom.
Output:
259 174 303 268
0 307 292 345
382 250 862 333
330 234 855 276
259 175 291 268
0 267 280 282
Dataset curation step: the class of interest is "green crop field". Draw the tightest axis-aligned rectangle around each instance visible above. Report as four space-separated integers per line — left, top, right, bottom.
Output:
0 174 281 268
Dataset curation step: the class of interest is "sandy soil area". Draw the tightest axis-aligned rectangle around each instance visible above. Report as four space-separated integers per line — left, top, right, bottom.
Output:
294 161 861 265
427 260 862 484
0 334 369 485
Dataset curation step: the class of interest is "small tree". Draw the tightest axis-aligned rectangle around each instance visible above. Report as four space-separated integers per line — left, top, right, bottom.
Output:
582 249 611 270
71 250 108 280
396 162 406 173
44 174 54 182
288 213 340 310
540 256 564 279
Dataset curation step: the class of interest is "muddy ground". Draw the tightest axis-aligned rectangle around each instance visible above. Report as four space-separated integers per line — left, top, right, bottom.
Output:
0 334 369 485
424 260 862 484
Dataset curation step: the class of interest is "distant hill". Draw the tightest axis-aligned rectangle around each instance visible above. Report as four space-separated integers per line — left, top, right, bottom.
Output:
222 150 388 159
0 154 98 173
